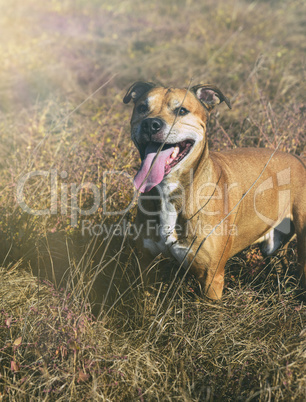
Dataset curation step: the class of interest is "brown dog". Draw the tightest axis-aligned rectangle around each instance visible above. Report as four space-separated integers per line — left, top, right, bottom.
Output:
123 81 306 299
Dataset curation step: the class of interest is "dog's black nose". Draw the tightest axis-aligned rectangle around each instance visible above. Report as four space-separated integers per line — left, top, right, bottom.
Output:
141 118 163 135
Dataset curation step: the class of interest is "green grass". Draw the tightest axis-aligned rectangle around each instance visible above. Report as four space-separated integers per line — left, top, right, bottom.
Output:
0 0 305 400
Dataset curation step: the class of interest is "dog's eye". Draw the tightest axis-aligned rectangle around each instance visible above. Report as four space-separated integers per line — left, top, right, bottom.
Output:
175 107 189 116
137 104 149 114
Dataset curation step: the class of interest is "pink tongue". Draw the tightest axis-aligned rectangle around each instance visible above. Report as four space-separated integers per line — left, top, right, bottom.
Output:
134 143 174 193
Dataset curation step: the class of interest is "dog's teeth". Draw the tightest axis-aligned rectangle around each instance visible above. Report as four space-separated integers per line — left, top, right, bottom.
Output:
171 146 180 159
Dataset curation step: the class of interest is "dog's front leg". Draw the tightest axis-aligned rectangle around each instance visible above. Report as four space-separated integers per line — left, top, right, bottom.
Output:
189 248 229 300
195 264 226 300
203 266 226 300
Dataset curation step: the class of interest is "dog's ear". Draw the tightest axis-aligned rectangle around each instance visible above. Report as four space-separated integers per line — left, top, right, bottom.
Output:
123 81 156 104
191 84 231 112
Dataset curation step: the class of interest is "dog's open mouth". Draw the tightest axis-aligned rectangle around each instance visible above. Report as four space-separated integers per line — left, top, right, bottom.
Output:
134 140 194 193
164 140 193 174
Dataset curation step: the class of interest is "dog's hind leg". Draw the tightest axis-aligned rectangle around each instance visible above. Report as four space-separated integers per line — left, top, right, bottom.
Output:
292 201 306 291
259 218 295 257
296 227 306 290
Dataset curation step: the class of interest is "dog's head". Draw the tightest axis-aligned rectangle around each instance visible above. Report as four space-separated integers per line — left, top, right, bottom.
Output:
123 82 231 192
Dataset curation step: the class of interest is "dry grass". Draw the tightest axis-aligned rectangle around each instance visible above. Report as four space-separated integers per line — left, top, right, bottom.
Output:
1 263 306 400
0 0 306 400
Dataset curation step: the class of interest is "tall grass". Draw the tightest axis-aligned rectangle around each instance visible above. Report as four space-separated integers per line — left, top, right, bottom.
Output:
0 0 305 400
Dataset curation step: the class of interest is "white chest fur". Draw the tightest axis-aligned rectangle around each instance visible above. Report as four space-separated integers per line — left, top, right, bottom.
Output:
142 182 190 266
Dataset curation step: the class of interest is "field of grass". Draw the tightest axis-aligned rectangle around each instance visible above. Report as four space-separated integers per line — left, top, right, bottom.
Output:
0 0 305 400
